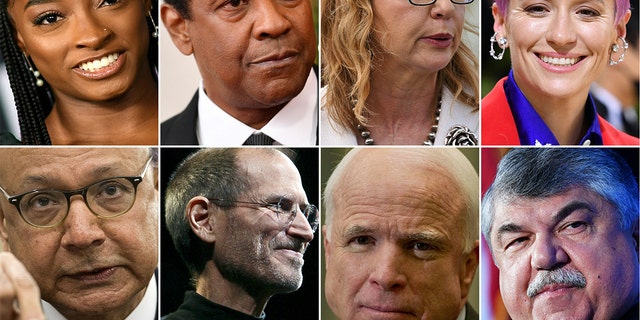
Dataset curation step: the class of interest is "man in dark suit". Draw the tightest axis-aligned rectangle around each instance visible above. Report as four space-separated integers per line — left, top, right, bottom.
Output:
160 0 318 146
323 148 480 320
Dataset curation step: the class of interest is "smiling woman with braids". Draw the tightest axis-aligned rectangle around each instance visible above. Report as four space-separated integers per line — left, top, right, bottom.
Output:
0 0 158 145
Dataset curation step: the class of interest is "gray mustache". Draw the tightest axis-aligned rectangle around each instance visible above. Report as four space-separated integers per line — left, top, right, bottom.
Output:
527 268 587 298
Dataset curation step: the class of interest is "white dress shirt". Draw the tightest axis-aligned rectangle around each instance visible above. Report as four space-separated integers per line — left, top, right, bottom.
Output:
196 69 318 146
42 274 157 320
320 86 479 146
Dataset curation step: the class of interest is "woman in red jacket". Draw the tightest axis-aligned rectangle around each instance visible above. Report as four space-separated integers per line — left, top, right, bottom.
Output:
482 0 638 146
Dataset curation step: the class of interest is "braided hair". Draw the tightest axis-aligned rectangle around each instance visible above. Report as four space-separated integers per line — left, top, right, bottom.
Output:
0 1 159 145
0 1 51 144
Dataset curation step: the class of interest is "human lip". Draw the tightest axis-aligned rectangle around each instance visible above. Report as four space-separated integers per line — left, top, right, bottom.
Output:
73 52 125 79
536 53 584 67
534 283 579 297
360 304 416 319
422 33 454 48
250 50 298 66
65 266 118 283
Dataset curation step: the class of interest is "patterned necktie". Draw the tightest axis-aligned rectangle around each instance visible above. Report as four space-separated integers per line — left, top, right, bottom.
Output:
243 132 275 145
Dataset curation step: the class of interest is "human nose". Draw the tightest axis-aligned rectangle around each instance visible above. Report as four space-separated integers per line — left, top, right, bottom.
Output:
530 234 569 270
60 196 106 249
286 209 314 243
252 0 292 39
368 244 408 291
72 12 110 49
430 0 456 19
546 12 577 47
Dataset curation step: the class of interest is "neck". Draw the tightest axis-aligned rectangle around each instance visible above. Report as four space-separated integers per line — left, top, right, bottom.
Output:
45 75 158 145
360 68 440 144
196 265 271 318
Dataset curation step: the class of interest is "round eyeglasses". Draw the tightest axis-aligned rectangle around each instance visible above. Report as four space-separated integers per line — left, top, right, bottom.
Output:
209 196 319 233
0 157 153 228
409 0 474 6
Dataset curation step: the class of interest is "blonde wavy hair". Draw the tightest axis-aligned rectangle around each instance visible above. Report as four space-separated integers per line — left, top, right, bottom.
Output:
321 0 479 132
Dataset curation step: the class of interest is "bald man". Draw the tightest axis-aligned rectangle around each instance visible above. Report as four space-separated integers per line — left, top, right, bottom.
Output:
323 148 479 320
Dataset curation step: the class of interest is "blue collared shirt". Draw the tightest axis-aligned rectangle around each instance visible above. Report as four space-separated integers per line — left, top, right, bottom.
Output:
504 70 603 145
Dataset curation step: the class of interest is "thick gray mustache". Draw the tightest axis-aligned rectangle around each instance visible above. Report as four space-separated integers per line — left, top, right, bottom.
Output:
527 268 587 297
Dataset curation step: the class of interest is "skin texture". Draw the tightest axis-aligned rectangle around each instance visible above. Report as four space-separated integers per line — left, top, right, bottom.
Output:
7 0 158 145
161 0 316 129
492 0 630 144
188 150 315 317
324 149 478 320
490 188 639 320
0 148 158 320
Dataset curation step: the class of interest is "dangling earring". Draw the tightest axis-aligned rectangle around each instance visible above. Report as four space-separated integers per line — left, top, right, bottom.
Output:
148 11 159 38
24 55 44 87
489 32 508 60
609 37 628 65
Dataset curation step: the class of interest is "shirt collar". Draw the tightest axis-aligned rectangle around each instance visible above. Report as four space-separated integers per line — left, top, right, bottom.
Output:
43 274 158 320
196 69 318 146
505 70 602 146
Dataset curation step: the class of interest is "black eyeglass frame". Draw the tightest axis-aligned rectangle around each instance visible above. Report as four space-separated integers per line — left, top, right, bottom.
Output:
408 0 474 6
209 196 319 232
0 157 154 228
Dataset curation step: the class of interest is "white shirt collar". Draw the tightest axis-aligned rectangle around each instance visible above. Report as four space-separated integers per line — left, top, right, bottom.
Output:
196 69 318 146
42 274 157 320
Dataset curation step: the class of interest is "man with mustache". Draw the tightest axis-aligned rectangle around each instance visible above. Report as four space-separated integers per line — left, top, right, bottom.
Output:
0 148 158 320
160 0 318 146
482 148 639 320
323 148 480 320
163 148 318 319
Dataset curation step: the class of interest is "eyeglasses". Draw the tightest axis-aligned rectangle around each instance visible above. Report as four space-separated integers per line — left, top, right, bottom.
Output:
0 157 154 228
409 0 474 6
209 196 319 232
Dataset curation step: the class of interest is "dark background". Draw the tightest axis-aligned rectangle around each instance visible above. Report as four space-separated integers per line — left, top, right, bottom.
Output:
159 148 319 319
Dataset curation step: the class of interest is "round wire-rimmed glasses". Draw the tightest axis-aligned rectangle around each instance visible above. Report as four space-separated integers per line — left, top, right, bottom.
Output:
209 196 319 233
409 0 474 6
0 157 154 228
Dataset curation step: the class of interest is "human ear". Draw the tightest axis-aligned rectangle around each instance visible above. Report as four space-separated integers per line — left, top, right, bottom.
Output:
491 3 508 47
323 225 331 268
0 209 9 252
615 10 631 40
459 240 479 302
186 196 216 243
161 4 194 56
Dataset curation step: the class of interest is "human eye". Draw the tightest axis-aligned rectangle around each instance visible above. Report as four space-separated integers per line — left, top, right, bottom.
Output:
219 0 249 9
504 235 529 251
576 7 600 18
560 221 588 234
33 11 64 25
24 192 63 214
98 0 122 7
523 4 549 16
347 236 375 250
93 179 133 200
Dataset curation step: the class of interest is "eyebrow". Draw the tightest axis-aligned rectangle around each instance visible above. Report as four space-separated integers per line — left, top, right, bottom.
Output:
24 0 56 11
343 225 375 238
495 200 596 244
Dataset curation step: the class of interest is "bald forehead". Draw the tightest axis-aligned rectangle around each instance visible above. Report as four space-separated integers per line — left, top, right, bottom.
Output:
340 148 462 183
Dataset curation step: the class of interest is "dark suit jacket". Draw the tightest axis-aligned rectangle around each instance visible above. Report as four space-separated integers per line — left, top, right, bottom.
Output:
161 65 318 146
465 303 479 320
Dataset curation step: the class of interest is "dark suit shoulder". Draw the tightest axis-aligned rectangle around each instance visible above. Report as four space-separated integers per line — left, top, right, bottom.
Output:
161 91 199 145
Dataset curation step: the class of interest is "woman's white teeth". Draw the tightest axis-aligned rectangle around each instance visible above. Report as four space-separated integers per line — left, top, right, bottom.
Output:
540 55 578 66
79 53 119 72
